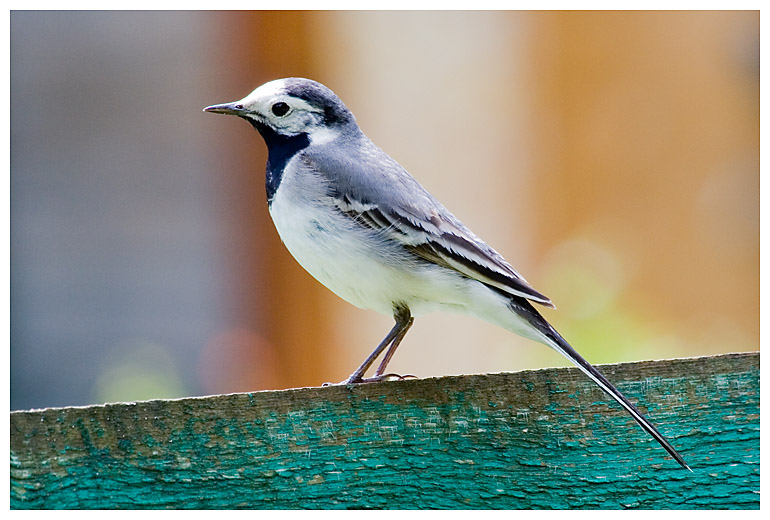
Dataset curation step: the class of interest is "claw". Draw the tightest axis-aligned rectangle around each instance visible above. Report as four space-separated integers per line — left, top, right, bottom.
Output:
376 373 417 381
327 373 417 385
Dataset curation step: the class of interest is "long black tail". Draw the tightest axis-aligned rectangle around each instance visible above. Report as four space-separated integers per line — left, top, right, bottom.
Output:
511 298 691 471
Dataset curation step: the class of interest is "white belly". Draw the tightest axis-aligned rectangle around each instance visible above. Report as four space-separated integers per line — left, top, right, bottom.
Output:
269 187 471 317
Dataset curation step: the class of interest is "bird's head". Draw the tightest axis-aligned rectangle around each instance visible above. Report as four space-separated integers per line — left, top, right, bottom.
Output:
204 77 357 146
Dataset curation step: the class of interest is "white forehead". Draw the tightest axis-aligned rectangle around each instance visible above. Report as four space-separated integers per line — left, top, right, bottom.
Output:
244 79 285 102
238 79 319 113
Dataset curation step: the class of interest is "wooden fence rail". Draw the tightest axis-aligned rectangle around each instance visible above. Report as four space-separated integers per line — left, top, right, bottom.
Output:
10 352 759 509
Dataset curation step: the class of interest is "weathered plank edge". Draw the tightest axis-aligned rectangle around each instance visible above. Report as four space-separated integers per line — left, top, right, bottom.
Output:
10 351 757 415
10 352 760 510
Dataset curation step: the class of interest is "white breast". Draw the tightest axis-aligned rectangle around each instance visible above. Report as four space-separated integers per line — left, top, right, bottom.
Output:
267 158 475 318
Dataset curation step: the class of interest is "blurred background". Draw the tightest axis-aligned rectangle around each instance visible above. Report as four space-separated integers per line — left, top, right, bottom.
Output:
10 11 758 411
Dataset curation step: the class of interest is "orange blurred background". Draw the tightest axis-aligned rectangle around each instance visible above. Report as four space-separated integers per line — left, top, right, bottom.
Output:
10 11 758 409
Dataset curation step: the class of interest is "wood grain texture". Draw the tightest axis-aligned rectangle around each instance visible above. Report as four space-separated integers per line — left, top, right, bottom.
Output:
10 352 758 509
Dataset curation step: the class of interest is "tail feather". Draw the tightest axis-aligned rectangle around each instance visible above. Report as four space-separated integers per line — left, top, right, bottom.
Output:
510 297 691 471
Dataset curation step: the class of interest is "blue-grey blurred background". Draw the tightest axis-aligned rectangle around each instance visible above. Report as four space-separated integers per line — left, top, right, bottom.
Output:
10 11 758 411
11 12 235 409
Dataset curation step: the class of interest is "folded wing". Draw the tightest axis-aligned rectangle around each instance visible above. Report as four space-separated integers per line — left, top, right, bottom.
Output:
335 193 555 308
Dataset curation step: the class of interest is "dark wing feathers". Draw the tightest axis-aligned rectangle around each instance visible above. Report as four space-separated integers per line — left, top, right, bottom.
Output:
336 197 555 308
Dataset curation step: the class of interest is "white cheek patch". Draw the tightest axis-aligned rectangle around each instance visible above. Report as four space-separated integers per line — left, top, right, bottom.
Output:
309 125 338 145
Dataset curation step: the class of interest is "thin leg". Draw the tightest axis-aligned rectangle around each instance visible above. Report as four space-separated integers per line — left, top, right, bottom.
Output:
344 305 412 384
373 316 414 378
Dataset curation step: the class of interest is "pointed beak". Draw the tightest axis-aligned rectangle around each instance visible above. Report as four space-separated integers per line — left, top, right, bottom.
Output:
202 101 247 116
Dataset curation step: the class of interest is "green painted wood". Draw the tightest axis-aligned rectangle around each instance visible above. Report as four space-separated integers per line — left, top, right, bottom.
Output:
10 352 758 509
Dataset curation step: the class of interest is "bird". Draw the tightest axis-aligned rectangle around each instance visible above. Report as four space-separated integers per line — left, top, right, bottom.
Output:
204 77 690 471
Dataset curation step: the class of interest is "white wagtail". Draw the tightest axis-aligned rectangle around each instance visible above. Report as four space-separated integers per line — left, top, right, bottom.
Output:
204 77 689 470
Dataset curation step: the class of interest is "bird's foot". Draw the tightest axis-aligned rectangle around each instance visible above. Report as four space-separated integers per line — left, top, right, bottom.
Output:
322 373 417 386
362 373 417 383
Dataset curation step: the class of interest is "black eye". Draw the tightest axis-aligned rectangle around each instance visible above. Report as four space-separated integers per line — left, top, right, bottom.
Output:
271 102 290 117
